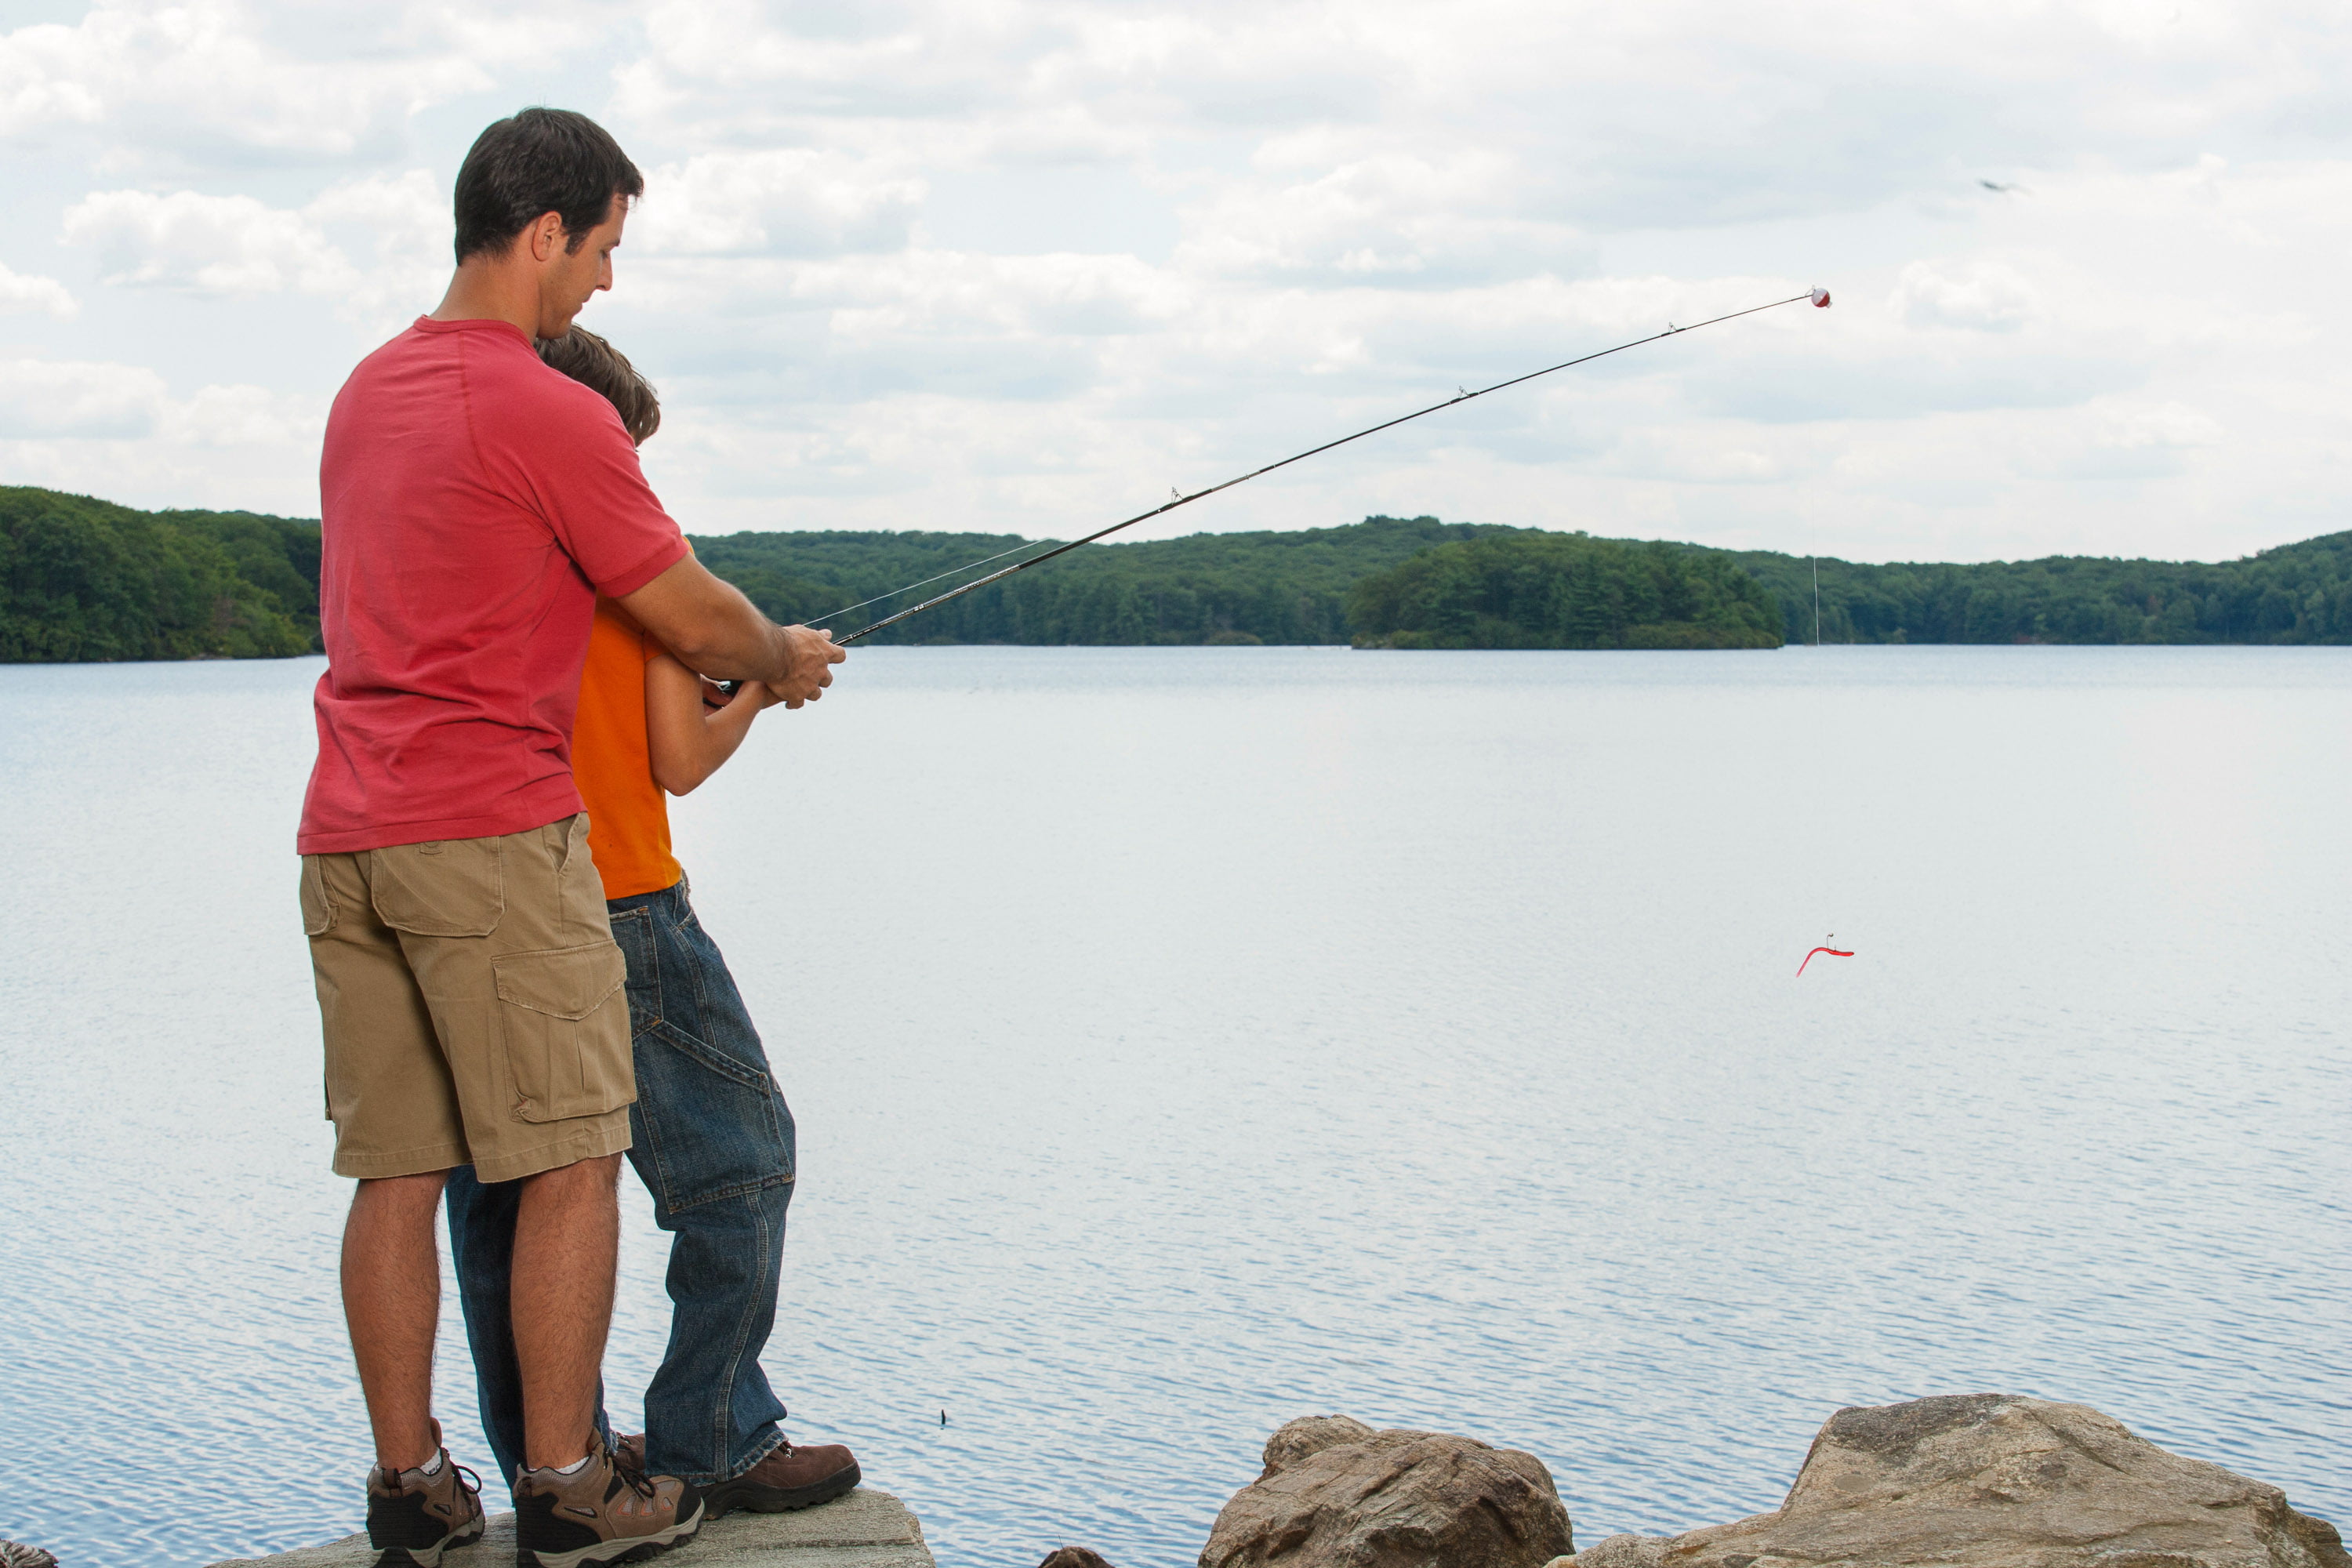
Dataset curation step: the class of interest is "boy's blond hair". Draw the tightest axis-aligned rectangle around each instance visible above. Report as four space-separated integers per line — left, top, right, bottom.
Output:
538 326 661 446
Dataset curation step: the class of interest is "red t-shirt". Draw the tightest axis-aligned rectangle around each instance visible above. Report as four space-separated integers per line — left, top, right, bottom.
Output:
297 316 691 855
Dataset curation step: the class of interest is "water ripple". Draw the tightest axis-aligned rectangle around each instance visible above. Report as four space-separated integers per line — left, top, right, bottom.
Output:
0 647 2345 1566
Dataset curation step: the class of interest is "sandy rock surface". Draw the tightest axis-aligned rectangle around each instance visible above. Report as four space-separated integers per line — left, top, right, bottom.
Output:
1203 1420 1573 1568
1569 1394 2347 1568
204 1486 933 1568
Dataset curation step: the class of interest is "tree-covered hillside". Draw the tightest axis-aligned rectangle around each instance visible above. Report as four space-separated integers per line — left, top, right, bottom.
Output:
5 481 2352 659
694 514 1512 644
1347 532 1781 649
1722 535 2352 645
0 486 317 660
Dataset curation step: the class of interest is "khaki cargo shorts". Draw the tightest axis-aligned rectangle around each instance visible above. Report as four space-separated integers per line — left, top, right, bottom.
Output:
300 814 634 1183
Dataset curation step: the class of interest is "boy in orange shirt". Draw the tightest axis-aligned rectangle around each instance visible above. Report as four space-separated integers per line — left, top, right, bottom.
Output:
444 328 861 1519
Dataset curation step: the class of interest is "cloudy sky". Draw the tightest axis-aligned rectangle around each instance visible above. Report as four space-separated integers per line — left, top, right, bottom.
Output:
3 0 2348 562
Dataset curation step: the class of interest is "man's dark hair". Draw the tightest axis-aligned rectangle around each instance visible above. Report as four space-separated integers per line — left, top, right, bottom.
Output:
452 107 644 264
539 327 661 445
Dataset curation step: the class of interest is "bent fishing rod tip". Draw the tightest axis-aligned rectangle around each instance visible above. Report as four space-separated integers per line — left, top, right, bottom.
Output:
824 285 1835 645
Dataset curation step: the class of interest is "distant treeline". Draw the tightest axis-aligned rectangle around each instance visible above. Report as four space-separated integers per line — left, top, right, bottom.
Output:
0 486 318 660
694 514 1502 645
1724 541 2352 645
1346 532 1780 649
8 482 2352 661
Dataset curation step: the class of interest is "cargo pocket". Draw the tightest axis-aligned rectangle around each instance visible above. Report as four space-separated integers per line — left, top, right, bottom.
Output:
495 941 633 1123
369 837 504 937
299 857 336 936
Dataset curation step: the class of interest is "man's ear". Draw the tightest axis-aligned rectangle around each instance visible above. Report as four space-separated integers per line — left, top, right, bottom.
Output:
526 212 566 263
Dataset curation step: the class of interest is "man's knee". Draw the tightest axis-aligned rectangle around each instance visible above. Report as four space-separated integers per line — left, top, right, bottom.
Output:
350 1168 451 1220
519 1152 623 1203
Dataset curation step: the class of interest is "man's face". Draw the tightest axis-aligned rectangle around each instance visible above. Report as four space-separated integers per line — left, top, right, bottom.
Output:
534 195 626 339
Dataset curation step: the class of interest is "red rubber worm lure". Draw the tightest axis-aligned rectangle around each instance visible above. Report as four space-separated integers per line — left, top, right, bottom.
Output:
1796 938 1854 977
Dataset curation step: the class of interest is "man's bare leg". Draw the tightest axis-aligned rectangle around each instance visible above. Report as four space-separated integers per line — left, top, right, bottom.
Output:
513 1152 623 1470
343 1170 452 1472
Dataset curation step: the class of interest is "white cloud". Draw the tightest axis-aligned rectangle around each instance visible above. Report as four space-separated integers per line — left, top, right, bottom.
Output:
64 190 357 295
0 1 637 158
0 18 105 136
0 262 77 318
162 381 325 446
1892 261 2044 332
2098 400 2224 452
633 150 926 257
15 0 2352 559
60 171 445 332
0 357 319 445
0 358 169 438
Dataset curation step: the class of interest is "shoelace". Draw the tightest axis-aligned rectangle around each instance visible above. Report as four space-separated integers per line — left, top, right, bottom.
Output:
379 1456 482 1508
608 1436 658 1501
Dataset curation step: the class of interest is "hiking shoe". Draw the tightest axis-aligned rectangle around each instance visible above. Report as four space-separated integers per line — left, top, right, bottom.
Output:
514 1432 703 1568
703 1437 861 1519
364 1421 485 1567
615 1431 859 1519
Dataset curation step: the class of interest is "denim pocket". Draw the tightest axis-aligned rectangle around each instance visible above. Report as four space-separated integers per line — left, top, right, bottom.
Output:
607 906 660 1033
495 941 633 1122
633 1018 795 1213
369 837 504 937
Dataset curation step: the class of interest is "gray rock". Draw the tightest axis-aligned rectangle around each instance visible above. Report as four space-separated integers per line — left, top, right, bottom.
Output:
1568 1394 2348 1568
2 1542 60 1568
1203 1423 1574 1568
204 1486 932 1567
1555 1537 1664 1568
1261 1417 1379 1482
1038 1551 1118 1568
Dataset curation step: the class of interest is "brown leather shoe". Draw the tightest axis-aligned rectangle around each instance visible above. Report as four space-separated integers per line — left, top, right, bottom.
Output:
363 1420 485 1567
513 1431 702 1568
704 1438 861 1518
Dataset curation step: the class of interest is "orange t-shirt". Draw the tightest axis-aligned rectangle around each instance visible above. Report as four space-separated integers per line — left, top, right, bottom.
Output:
573 597 683 899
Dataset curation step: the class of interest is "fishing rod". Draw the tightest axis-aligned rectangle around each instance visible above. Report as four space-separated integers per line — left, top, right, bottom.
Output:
808 286 1831 648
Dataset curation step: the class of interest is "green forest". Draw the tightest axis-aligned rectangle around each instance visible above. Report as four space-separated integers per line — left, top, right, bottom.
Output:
1721 539 2352 645
1345 532 1781 649
0 486 318 661
691 514 1504 644
7 481 2352 660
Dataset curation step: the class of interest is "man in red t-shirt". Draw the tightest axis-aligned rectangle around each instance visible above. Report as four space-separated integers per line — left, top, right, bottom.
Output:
297 107 844 1568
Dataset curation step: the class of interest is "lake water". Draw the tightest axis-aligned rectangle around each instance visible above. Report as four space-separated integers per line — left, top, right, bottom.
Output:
0 646 2346 1567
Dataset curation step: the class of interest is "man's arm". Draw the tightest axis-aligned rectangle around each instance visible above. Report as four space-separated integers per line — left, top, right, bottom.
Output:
616 554 844 706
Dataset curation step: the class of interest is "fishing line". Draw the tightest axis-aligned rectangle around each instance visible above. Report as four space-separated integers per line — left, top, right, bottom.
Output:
803 535 1067 629
799 287 1831 648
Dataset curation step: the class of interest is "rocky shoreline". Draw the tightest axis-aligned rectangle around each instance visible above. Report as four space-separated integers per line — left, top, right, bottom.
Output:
1051 1394 2347 1568
5 1393 2339 1568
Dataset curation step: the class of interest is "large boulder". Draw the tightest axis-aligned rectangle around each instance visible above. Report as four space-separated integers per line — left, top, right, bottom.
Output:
1203 1420 1573 1568
1568 1394 2348 1568
1260 1417 1378 1481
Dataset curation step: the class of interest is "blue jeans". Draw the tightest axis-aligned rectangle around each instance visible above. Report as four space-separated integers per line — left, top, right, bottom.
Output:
445 878 798 1485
